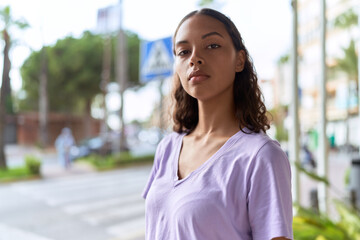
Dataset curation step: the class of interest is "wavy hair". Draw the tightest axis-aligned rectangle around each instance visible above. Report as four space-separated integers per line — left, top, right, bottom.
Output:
172 8 270 134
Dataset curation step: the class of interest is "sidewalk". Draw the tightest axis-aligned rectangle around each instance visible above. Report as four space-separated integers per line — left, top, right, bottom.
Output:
4 144 95 179
299 150 353 219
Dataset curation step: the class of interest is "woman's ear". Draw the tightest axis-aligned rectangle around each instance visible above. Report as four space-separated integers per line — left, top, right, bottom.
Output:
235 50 245 72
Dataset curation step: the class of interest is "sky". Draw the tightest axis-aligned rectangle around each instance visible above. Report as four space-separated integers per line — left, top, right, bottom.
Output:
0 0 292 125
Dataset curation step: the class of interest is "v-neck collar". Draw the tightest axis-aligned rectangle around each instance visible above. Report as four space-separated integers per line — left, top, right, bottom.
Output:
172 130 244 187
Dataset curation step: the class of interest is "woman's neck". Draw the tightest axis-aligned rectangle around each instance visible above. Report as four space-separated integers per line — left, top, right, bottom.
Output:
192 95 239 138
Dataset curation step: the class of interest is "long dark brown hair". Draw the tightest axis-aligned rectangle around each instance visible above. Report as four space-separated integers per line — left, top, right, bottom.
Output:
172 8 270 134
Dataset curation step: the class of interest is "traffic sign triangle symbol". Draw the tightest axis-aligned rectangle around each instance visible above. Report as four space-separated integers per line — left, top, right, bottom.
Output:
143 40 173 75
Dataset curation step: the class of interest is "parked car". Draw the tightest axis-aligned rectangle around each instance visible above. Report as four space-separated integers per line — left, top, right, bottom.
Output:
70 135 114 160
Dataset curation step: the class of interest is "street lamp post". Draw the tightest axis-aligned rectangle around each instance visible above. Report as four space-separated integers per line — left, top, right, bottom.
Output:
116 0 128 151
318 0 329 214
290 0 300 206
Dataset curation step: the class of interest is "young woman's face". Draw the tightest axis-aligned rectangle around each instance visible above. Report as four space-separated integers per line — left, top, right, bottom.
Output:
174 14 244 102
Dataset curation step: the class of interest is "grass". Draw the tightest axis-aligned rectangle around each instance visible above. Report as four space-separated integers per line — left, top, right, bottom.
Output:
78 152 154 171
0 155 42 183
0 166 40 183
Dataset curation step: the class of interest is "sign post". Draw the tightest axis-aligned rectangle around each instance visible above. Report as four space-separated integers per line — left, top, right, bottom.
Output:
140 37 174 83
140 37 174 131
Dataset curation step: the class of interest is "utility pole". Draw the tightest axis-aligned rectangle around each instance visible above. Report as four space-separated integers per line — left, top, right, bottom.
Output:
0 29 11 169
100 21 111 137
158 78 165 131
39 47 48 147
290 0 300 206
116 0 128 151
358 3 360 155
318 0 329 214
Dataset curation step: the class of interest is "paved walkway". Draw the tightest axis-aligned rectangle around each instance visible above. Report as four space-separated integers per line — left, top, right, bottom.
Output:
4 144 95 179
4 144 355 216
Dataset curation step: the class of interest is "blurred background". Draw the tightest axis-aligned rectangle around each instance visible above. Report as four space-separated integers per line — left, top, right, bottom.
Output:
0 0 359 239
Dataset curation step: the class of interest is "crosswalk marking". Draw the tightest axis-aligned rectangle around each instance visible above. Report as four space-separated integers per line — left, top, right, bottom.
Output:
1 165 152 240
0 223 54 240
83 201 145 226
12 169 149 207
106 216 145 239
63 193 142 215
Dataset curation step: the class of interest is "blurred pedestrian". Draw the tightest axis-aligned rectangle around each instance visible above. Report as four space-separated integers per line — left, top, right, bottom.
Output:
55 127 75 169
302 144 316 170
143 8 292 240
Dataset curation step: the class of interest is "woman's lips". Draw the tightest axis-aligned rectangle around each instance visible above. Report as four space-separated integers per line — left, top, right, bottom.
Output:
188 71 209 84
189 75 209 84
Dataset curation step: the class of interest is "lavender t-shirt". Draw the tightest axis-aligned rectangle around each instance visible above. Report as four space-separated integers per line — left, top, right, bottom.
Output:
143 130 293 240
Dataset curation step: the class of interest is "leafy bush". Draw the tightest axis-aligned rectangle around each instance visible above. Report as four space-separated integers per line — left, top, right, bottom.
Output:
293 162 360 240
113 152 154 165
294 204 349 240
0 167 32 182
25 155 41 175
78 152 154 170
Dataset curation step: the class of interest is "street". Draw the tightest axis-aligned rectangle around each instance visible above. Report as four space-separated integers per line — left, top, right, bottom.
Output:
0 152 152 240
0 145 354 240
299 150 353 218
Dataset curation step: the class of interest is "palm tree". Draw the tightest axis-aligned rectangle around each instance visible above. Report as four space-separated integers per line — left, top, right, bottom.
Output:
332 9 358 151
0 6 28 169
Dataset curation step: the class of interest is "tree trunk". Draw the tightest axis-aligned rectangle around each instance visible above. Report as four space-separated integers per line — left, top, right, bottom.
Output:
0 30 11 169
83 99 92 139
38 47 48 148
100 36 111 135
116 29 128 152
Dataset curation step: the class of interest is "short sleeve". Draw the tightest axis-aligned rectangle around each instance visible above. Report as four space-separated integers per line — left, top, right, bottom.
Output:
247 140 293 240
142 139 163 199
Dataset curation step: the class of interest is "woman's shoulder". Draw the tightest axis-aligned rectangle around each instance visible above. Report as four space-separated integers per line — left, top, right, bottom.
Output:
231 130 284 157
158 131 184 145
155 131 184 152
234 129 273 147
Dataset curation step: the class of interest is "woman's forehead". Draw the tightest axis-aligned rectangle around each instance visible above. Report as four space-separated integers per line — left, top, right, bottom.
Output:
175 14 228 40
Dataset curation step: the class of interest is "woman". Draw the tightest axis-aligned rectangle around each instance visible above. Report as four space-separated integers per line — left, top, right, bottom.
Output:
143 8 293 240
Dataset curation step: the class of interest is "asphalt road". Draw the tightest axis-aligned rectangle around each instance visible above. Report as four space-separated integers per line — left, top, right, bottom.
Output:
0 164 152 240
0 145 355 239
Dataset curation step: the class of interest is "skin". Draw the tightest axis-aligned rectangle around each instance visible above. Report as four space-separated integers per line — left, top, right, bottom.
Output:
174 14 290 240
174 14 244 180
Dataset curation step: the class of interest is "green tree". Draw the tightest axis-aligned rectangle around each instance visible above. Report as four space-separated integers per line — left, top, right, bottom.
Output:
334 8 358 29
335 40 358 81
332 8 358 148
197 0 214 7
20 31 140 112
20 31 140 136
0 6 28 169
20 32 104 114
333 8 358 82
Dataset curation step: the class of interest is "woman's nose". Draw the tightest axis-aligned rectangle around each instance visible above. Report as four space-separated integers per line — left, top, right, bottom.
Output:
189 51 203 66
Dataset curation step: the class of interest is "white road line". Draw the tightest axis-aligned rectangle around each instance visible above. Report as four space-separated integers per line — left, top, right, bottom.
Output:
11 177 146 207
0 223 54 240
12 172 149 195
106 216 145 239
82 202 145 225
63 193 143 214
45 182 145 206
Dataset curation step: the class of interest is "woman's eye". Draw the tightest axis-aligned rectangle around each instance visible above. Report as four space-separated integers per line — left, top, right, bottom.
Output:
177 50 190 56
207 44 220 49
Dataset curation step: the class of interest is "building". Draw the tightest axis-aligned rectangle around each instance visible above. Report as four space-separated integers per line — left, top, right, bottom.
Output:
275 0 358 148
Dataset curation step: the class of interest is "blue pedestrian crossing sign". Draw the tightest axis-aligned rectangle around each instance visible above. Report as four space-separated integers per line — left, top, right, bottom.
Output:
140 36 174 83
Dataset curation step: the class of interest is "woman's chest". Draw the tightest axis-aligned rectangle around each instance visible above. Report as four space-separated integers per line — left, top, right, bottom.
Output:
177 137 228 179
145 161 251 237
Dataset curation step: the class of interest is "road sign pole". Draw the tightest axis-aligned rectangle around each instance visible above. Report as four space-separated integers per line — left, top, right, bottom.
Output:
158 78 165 131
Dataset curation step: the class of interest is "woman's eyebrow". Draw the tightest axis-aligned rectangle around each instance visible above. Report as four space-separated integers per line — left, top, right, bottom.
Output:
202 31 224 39
175 31 224 46
175 40 188 46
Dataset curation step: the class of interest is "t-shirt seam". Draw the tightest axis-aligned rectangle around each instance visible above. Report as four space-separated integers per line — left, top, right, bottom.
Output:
173 131 244 186
246 138 272 177
253 138 272 160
